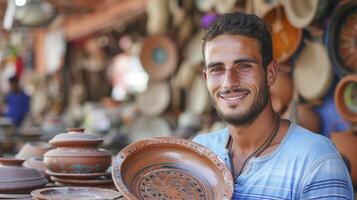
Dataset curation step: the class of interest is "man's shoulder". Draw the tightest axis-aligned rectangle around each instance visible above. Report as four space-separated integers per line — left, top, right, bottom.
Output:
285 124 341 159
192 128 229 156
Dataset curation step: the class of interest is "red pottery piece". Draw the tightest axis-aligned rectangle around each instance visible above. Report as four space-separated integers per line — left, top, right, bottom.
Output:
0 158 48 194
112 137 233 200
44 147 111 174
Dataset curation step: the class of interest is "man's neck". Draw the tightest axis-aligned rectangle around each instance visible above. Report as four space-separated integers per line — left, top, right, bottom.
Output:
227 106 277 155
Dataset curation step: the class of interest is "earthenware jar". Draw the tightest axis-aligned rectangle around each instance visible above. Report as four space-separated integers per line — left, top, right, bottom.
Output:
335 75 357 123
44 128 111 174
16 142 52 159
0 158 48 194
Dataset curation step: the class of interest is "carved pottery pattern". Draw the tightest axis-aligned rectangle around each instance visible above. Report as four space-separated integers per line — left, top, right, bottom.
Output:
139 169 205 200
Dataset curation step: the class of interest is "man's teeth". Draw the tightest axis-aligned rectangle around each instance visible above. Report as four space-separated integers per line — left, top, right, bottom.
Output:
224 95 244 100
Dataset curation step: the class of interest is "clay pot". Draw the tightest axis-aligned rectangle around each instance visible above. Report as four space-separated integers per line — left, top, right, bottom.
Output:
49 128 103 147
335 75 357 123
44 147 111 174
50 176 113 187
31 187 122 200
112 137 233 200
331 130 357 185
263 5 302 62
16 142 52 159
0 158 48 194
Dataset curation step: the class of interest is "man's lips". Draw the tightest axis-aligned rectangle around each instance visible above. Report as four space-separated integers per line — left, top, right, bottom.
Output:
218 89 249 104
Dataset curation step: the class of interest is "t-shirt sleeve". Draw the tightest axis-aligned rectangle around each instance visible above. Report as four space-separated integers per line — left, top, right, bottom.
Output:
300 154 354 199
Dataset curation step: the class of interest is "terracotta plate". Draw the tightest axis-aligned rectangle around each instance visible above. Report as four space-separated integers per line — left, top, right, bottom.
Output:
112 137 233 200
45 170 111 180
31 187 122 200
50 176 113 186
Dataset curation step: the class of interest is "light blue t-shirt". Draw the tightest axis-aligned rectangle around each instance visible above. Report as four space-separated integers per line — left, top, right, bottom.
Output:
193 123 354 199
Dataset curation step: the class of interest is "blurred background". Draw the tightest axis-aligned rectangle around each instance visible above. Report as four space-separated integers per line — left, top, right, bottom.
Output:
0 0 355 163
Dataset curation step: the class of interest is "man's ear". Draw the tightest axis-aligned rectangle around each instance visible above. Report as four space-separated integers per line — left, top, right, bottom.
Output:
202 69 207 81
267 60 278 87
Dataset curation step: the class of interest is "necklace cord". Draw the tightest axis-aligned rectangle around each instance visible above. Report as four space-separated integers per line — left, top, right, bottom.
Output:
229 113 281 180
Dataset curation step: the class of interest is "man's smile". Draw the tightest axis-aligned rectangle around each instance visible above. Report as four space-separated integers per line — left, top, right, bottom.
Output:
218 90 250 105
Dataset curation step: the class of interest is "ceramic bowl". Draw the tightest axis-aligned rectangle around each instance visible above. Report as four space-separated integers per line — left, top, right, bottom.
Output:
44 147 111 174
31 187 122 200
112 137 233 200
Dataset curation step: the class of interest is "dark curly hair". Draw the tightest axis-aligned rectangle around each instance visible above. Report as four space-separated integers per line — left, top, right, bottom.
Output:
202 12 273 70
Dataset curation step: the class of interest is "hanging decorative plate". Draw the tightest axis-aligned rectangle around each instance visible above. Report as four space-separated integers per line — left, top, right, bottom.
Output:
139 36 178 81
294 41 333 101
283 0 329 28
263 5 302 62
326 1 357 76
335 75 357 123
112 137 233 200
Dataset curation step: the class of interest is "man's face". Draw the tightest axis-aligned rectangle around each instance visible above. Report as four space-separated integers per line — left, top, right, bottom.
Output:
203 34 270 125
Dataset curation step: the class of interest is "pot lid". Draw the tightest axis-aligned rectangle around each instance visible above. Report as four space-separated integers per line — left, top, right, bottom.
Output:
49 128 104 147
139 35 178 81
263 5 302 62
294 41 333 101
0 158 48 193
283 0 328 28
136 81 171 116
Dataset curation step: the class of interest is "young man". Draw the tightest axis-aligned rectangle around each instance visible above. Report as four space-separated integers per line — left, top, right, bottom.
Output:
193 12 353 199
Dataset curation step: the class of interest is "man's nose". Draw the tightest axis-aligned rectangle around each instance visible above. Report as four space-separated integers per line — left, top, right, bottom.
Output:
222 67 240 89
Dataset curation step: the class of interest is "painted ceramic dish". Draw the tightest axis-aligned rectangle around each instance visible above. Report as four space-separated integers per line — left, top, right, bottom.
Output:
112 137 233 200
31 187 122 200
139 35 178 81
326 1 357 76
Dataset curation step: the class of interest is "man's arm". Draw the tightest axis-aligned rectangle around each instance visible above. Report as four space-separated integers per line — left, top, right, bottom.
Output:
299 154 354 199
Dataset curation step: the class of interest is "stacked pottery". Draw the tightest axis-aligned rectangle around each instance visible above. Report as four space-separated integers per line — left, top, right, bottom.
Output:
0 158 47 199
44 128 114 188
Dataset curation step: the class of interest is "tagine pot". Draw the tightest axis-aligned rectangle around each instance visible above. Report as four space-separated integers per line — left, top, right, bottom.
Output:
44 128 111 174
0 158 48 194
44 147 111 174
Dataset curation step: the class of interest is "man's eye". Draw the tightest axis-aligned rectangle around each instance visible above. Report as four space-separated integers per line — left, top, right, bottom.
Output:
238 64 251 70
210 67 223 73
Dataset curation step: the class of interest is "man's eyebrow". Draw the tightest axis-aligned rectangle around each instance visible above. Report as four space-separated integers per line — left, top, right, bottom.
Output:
233 58 259 64
206 62 222 69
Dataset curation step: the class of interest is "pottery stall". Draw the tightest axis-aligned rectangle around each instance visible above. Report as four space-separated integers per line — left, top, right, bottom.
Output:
43 128 116 189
